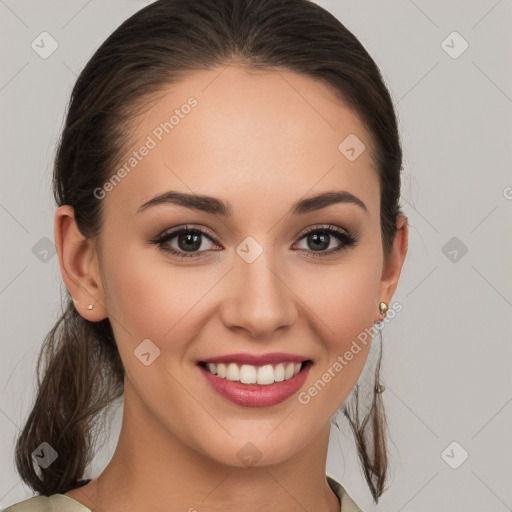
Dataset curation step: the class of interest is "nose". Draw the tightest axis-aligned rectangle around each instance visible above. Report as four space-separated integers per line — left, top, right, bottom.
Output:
219 251 298 340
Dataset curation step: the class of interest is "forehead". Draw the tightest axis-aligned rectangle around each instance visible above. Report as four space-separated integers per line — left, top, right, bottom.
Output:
103 65 379 220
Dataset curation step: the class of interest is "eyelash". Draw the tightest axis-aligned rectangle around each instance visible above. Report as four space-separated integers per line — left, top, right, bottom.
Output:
149 224 358 260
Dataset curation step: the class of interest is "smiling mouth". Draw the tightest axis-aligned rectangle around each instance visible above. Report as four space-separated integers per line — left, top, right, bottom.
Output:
198 360 313 386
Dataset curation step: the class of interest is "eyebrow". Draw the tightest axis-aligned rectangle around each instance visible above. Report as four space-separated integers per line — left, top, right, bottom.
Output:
136 189 368 216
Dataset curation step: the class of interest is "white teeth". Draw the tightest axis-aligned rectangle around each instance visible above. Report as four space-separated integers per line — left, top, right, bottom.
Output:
203 361 303 385
274 363 285 382
240 364 257 384
226 362 239 381
216 363 226 378
256 364 274 385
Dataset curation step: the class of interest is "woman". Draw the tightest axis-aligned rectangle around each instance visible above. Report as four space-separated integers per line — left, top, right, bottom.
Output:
4 0 408 510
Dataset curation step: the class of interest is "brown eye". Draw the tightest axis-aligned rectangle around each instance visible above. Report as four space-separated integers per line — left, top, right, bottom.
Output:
294 225 357 259
150 226 220 258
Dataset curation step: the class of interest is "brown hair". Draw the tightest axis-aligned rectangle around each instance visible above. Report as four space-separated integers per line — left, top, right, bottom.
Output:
14 0 403 503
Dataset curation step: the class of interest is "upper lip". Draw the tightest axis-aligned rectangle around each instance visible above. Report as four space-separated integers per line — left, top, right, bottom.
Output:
198 352 311 366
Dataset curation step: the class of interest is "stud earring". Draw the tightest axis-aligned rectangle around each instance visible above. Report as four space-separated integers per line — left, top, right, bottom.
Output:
375 382 386 394
378 301 388 321
71 298 94 310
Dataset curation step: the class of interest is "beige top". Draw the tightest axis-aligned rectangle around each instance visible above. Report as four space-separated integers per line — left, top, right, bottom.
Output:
1 474 363 511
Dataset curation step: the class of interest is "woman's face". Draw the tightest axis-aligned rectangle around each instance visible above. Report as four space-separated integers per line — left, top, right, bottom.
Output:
65 65 405 467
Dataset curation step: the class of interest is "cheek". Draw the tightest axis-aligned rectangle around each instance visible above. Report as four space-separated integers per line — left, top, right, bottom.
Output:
293 252 382 403
101 244 221 345
298 256 382 340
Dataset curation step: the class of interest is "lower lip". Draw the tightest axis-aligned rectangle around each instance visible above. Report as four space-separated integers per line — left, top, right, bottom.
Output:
198 363 312 407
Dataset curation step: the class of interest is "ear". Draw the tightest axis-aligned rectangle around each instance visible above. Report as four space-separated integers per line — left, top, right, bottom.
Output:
376 213 408 320
54 205 107 321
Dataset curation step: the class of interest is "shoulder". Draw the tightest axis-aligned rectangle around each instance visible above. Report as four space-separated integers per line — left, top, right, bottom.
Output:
3 478 362 512
327 474 365 512
1 494 92 512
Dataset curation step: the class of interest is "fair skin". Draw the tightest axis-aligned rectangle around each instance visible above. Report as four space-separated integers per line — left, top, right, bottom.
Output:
56 65 408 512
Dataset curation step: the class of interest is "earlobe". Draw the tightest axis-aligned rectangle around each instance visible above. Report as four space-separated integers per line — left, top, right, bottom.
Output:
54 205 107 321
376 214 409 316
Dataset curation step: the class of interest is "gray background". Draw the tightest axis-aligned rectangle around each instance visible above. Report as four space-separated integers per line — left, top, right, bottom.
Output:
1 1 511 510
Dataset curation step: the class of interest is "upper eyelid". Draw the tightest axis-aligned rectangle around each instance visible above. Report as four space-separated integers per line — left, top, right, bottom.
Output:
157 225 221 244
295 224 351 238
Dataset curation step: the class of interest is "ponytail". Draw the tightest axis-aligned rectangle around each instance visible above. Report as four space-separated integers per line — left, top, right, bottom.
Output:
14 299 124 495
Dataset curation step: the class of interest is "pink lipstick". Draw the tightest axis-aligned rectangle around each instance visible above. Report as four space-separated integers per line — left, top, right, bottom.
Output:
196 353 313 407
